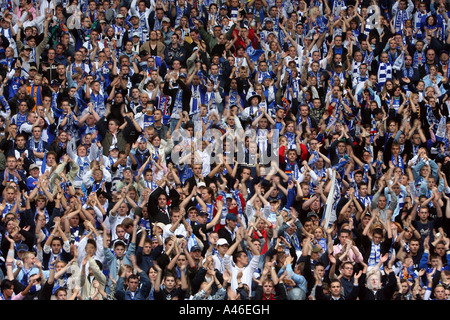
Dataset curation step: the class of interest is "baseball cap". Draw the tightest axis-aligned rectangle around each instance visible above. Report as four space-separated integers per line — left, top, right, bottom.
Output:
132 32 140 38
217 238 229 246
190 245 201 252
29 163 40 171
114 240 127 248
17 243 29 252
162 17 170 23
29 66 38 71
307 211 319 218
137 136 147 143
335 62 343 67
197 181 206 188
187 206 199 213
153 222 166 230
109 145 119 151
198 211 208 217
23 45 32 50
116 14 125 18
226 213 237 221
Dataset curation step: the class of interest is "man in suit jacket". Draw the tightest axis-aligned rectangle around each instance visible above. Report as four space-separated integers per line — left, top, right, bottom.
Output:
315 278 359 300
184 163 214 194
147 185 180 226
217 213 238 246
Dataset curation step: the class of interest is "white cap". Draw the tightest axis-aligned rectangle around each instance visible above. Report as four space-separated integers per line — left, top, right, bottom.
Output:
217 238 229 246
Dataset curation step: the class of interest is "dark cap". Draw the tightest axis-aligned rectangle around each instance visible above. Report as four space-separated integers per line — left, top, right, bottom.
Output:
307 211 319 218
226 213 237 221
113 240 127 248
16 243 29 252
187 206 199 213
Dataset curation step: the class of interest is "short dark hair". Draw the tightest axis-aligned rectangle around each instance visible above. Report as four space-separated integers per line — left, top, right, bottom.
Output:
51 237 64 246
1 279 14 291
232 250 247 264
87 238 97 249
128 274 139 282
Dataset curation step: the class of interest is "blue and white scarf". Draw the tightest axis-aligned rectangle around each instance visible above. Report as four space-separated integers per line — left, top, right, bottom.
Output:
190 84 201 115
426 104 439 129
284 231 301 251
394 8 409 33
391 154 405 173
377 62 392 89
368 241 381 267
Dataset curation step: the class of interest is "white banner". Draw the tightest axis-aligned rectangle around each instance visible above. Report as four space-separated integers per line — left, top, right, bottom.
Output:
322 168 336 228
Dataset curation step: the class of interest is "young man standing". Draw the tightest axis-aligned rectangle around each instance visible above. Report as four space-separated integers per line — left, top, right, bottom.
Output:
153 262 188 300
223 227 261 297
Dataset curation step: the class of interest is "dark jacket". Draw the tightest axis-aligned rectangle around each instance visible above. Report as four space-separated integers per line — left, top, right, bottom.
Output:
96 116 129 156
315 282 359 300
162 78 191 116
360 235 393 265
358 270 397 300
147 186 180 226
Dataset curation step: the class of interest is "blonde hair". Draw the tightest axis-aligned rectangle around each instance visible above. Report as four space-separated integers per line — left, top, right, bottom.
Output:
312 225 325 238
22 251 36 260
309 6 319 16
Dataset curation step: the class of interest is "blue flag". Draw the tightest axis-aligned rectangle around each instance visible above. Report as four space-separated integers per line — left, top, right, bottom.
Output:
246 45 264 62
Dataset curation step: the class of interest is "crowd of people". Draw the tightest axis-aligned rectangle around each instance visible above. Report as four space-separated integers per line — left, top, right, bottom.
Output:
0 0 449 302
